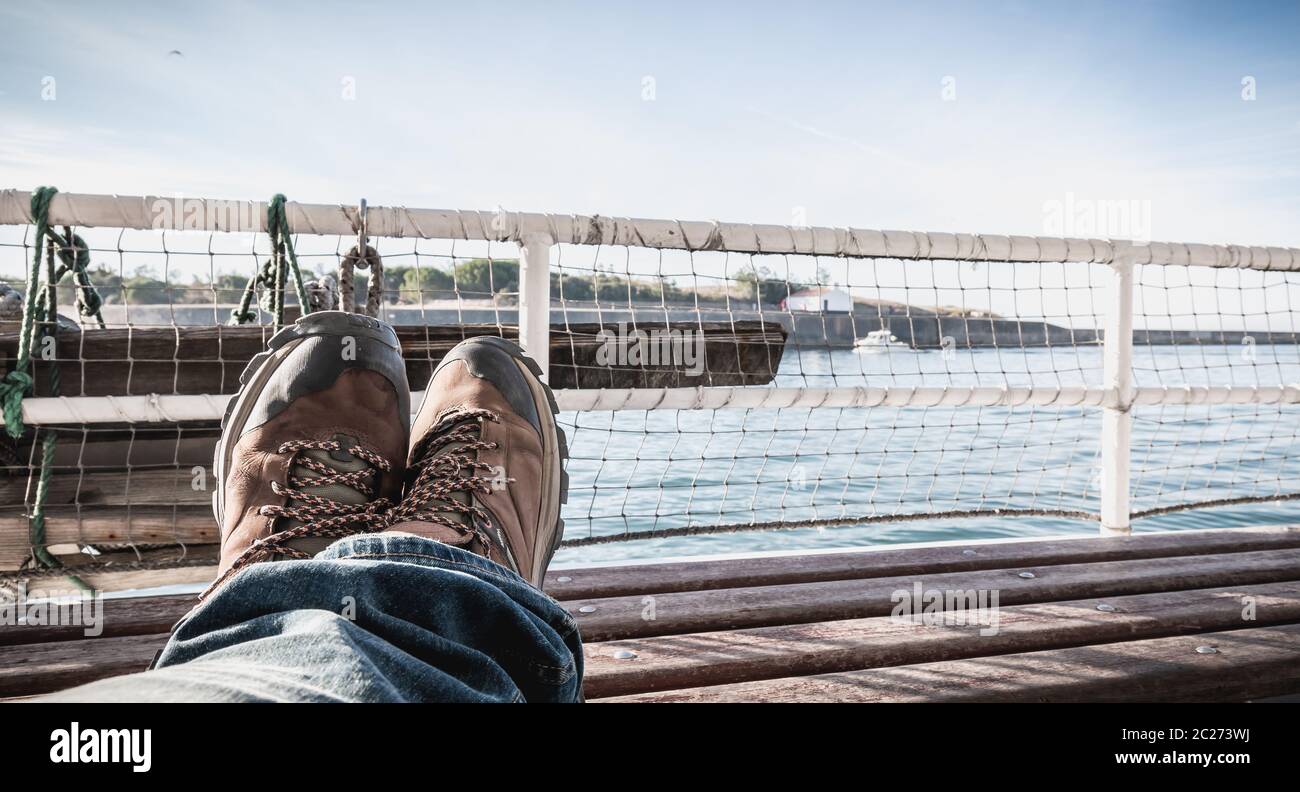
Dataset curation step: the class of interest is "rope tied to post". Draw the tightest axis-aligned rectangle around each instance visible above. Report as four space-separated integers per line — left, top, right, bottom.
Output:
230 193 312 328
338 198 383 317
0 186 58 438
339 242 383 316
0 187 92 579
40 227 106 328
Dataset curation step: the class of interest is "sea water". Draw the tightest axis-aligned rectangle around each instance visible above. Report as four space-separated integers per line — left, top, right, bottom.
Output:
553 343 1300 566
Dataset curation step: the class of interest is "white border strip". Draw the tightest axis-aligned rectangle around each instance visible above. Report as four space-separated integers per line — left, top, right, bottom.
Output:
3 189 1298 270
9 384 1300 426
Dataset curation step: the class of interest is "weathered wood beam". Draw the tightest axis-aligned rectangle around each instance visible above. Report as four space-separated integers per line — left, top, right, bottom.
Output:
0 506 216 569
0 321 785 397
9 581 1300 700
545 526 1300 599
601 624 1300 702
566 548 1300 641
583 581 1300 697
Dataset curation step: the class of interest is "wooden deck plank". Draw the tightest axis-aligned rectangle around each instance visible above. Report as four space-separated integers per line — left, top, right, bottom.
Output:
11 583 1300 700
543 526 1300 600
600 623 1300 702
6 523 1291 589
0 594 195 648
4 534 1300 699
0 633 165 698
8 541 1300 648
11 566 218 600
3 513 1295 579
568 548 1300 641
582 581 1300 698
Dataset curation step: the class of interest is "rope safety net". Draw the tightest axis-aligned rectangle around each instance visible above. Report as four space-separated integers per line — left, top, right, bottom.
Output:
1 192 1298 584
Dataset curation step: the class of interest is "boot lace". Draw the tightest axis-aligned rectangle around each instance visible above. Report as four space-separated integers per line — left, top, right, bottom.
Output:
204 439 394 597
388 408 505 551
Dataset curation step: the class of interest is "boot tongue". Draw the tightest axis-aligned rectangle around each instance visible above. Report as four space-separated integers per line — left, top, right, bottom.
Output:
280 433 374 554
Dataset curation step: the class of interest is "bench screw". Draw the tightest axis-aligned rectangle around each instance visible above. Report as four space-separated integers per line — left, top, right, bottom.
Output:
1195 645 1218 654
612 649 638 660
557 576 573 583
1018 571 1036 579
578 605 597 614
1095 603 1116 612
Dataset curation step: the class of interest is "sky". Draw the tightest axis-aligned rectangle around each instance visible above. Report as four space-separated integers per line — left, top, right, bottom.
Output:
1 0 1298 250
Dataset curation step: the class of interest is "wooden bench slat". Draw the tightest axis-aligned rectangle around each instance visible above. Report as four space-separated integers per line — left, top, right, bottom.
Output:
0 594 196 648
9 542 1300 648
582 580 1300 698
600 623 1300 702
26 566 216 601
544 526 1300 600
22 525 1293 601
568 547 1300 641
0 633 166 697
14 584 1300 701
0 506 217 569
8 550 1300 699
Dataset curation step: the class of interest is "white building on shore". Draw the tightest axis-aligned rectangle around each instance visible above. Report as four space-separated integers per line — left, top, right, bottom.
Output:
780 287 852 313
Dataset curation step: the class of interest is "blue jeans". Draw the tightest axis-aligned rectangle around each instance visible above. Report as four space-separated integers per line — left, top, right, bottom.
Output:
46 533 584 702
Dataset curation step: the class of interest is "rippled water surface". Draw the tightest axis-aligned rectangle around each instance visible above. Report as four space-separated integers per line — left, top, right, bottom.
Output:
553 343 1300 566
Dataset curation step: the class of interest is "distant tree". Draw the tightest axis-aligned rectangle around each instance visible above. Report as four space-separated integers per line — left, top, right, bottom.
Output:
79 265 170 304
551 272 593 302
452 258 519 296
210 273 251 304
735 265 800 306
398 266 455 302
121 274 171 305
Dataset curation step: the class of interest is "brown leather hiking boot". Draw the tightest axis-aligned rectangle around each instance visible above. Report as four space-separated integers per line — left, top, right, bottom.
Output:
387 336 567 588
208 311 410 594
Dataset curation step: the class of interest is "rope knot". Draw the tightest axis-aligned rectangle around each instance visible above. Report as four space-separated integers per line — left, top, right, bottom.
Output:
0 369 33 439
229 193 310 328
339 243 384 316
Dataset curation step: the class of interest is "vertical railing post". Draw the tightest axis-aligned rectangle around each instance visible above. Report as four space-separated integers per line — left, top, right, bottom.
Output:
517 231 553 381
1100 247 1135 536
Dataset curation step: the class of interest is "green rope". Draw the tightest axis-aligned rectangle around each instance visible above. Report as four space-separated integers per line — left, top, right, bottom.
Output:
0 186 57 439
44 227 106 328
0 187 92 586
230 194 311 329
229 256 276 326
29 235 65 575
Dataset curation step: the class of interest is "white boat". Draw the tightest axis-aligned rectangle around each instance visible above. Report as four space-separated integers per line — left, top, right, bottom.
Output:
854 328 910 352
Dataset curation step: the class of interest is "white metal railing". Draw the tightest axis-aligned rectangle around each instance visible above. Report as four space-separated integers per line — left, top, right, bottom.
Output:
1101 255 1135 534
4 189 1299 269
16 383 1300 426
4 189 1300 539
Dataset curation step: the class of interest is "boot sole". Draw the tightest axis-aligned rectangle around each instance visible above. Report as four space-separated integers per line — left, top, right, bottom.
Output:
213 312 403 528
418 335 568 586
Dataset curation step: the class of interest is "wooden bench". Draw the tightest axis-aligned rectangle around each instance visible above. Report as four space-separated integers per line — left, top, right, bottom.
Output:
4 525 1300 701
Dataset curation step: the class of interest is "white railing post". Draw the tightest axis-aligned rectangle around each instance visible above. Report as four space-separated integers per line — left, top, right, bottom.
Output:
517 231 553 381
1100 247 1135 535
